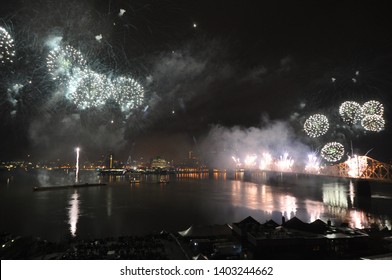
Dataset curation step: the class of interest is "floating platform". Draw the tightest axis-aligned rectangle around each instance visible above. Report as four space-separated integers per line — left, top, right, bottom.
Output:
33 183 107 191
98 169 127 175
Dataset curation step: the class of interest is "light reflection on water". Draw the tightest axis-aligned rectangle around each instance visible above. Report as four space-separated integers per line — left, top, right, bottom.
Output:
229 173 392 230
0 170 391 241
322 183 348 208
68 191 80 237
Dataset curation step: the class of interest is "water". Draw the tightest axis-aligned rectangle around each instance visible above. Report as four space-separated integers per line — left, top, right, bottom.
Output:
0 169 391 242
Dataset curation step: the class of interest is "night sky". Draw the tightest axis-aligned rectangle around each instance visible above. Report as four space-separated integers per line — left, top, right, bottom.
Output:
1 0 392 164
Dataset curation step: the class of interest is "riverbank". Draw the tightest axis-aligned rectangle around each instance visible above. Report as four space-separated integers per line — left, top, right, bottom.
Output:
2 217 392 260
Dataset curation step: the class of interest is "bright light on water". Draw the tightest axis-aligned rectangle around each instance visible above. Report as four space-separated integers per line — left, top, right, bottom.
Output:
68 191 80 237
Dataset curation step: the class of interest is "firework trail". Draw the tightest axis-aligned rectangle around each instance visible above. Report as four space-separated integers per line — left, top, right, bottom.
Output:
75 147 80 183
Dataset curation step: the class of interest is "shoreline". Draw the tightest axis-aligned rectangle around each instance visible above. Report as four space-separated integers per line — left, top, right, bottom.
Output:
2 216 392 260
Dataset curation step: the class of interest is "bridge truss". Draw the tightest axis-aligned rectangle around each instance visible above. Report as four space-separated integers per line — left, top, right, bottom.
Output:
336 156 392 182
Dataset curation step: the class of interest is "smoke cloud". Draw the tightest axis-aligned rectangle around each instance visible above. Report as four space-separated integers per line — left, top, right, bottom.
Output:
199 120 311 169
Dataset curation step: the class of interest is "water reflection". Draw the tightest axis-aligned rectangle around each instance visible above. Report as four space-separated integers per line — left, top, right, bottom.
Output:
229 181 298 219
227 173 392 230
280 195 297 219
213 171 226 180
304 199 323 221
107 187 112 217
320 181 391 229
176 172 209 180
322 183 348 208
349 180 355 206
68 191 80 237
1 170 391 242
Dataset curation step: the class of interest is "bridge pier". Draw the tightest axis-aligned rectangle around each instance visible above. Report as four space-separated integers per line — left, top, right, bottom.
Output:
353 179 372 197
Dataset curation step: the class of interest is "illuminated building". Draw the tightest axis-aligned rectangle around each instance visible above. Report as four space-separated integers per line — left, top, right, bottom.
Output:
151 156 168 170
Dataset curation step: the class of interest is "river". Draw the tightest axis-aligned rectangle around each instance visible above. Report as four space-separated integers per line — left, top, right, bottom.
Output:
0 169 391 242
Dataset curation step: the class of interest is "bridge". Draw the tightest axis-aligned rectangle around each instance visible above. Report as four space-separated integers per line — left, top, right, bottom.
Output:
233 156 392 197
319 156 392 183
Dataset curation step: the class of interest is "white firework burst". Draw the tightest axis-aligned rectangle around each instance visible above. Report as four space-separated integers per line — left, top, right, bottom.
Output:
67 68 108 110
47 44 86 83
305 154 321 174
304 114 329 138
259 152 273 170
47 43 144 114
66 68 144 113
276 153 294 172
321 142 345 162
109 76 144 112
339 101 362 124
362 100 384 116
346 155 367 178
361 115 385 132
0 26 15 64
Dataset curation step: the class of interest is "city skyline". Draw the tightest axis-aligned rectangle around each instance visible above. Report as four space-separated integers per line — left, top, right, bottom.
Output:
1 0 392 164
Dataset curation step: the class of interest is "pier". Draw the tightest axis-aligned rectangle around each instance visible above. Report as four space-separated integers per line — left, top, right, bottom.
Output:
33 183 107 191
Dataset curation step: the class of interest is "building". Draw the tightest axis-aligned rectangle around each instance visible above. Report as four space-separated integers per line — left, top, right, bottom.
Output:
151 156 168 170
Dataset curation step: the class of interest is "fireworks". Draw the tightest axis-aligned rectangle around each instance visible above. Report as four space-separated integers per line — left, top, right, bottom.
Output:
75 147 80 183
232 156 241 168
110 76 144 112
321 142 345 162
0 26 15 64
67 68 108 110
362 100 384 116
244 154 258 168
259 152 273 170
305 154 320 174
336 100 385 132
339 101 362 124
304 114 329 138
47 44 86 83
66 68 144 112
361 115 385 132
276 153 294 172
47 44 144 113
346 155 367 178
359 100 385 132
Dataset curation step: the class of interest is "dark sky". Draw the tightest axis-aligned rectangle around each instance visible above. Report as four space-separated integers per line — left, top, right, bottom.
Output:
1 0 392 164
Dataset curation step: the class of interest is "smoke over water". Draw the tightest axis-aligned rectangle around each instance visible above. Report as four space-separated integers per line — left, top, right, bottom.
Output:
200 121 311 169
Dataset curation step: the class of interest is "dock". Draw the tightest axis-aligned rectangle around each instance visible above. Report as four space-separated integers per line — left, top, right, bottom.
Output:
33 183 107 191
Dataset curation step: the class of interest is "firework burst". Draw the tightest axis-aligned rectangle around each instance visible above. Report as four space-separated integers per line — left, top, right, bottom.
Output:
0 26 15 64
305 154 321 174
362 100 384 116
346 155 367 178
361 115 385 132
45 40 144 114
276 153 294 172
304 114 329 138
66 68 145 113
339 101 362 124
259 152 273 170
244 154 258 168
109 76 144 112
67 68 108 110
47 44 86 84
321 142 345 162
